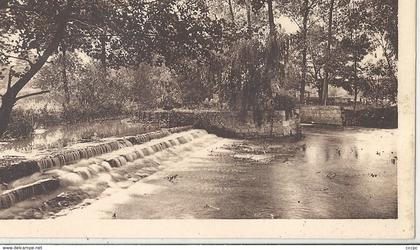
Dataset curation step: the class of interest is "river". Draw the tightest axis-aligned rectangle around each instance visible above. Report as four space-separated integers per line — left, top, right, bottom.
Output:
0 124 397 219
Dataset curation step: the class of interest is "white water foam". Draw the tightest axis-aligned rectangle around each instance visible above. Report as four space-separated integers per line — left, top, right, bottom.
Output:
56 135 235 219
0 129 227 215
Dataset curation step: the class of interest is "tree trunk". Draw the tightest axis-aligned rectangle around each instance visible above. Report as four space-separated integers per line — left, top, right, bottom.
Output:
228 0 235 23
0 89 16 136
322 0 334 106
310 61 322 103
267 0 275 36
100 32 107 71
0 4 71 137
246 0 252 36
314 74 322 103
353 56 358 112
318 85 323 103
300 0 309 104
284 37 289 75
61 43 70 113
353 85 358 112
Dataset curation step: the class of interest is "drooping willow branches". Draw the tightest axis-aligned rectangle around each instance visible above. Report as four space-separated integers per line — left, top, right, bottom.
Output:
220 33 288 125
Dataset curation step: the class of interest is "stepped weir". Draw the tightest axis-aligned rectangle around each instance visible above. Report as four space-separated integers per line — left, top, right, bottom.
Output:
0 126 199 210
0 110 302 212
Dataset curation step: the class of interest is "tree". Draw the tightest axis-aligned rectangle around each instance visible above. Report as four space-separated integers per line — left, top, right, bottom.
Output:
0 0 76 135
321 0 334 105
307 24 326 102
228 0 236 23
364 0 398 87
267 0 275 36
280 0 320 104
0 0 133 134
33 52 81 112
363 59 397 106
334 1 372 111
304 0 348 105
0 0 233 136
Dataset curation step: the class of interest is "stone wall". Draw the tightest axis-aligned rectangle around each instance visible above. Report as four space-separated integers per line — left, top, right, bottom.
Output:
138 110 301 139
299 105 344 126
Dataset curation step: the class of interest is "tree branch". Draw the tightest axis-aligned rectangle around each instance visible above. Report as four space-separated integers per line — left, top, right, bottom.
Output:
7 66 13 90
69 18 105 32
16 90 50 101
309 0 319 9
4 54 34 66
11 1 73 95
290 16 303 31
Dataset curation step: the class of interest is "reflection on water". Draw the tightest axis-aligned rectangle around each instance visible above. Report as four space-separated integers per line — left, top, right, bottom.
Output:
58 126 397 220
264 126 397 219
0 119 157 158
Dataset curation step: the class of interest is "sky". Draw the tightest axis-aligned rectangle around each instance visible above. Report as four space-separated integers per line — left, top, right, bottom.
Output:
277 16 299 34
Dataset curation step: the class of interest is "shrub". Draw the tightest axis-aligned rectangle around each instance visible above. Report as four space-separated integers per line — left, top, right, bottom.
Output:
162 95 182 111
273 94 298 119
5 109 35 139
273 94 297 110
344 106 397 128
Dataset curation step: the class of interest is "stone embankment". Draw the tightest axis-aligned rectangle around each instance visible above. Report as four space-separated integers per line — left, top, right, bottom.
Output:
138 110 301 138
299 106 344 126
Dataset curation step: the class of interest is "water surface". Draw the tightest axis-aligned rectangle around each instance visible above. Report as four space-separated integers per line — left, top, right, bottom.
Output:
0 118 157 160
57 126 397 219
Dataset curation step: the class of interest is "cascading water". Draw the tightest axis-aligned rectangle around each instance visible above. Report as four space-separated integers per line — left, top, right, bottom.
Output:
0 128 206 211
36 139 133 173
1 126 193 184
0 178 60 209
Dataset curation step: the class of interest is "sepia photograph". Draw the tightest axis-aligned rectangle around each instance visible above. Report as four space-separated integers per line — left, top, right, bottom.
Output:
0 0 415 242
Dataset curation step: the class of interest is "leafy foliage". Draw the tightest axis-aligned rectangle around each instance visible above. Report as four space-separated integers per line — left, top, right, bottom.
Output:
220 34 287 124
0 0 399 136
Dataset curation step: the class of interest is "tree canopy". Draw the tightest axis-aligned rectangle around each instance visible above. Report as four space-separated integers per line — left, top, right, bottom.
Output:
0 0 399 136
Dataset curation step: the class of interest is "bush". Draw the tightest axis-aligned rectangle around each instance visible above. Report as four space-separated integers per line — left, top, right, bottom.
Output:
273 94 297 111
62 102 129 123
273 94 298 119
162 95 182 111
5 109 35 139
344 106 397 128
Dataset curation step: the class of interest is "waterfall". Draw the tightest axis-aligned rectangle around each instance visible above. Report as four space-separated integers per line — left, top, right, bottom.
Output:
35 140 125 172
168 139 178 146
0 128 205 210
141 148 153 156
0 127 194 183
0 178 60 209
177 136 189 144
34 127 191 173
59 161 112 187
